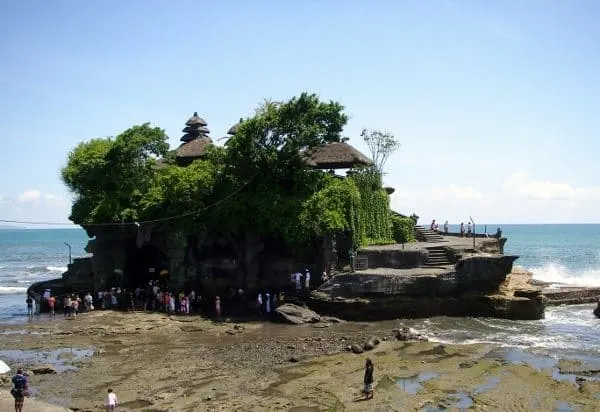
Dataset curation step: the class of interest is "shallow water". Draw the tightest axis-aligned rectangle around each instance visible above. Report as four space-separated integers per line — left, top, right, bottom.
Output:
0 347 94 372
404 304 600 363
396 372 438 394
472 376 500 395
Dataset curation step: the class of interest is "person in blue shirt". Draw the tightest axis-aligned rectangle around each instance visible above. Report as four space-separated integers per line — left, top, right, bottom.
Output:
11 368 28 412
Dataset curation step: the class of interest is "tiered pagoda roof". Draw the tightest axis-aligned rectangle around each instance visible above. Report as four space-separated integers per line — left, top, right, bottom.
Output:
176 112 213 162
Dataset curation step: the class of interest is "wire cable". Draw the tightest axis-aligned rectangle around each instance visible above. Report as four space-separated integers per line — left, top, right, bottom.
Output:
0 173 258 227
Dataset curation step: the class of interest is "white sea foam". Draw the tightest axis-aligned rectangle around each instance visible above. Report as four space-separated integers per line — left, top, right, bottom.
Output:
46 266 67 272
528 262 600 287
0 286 27 295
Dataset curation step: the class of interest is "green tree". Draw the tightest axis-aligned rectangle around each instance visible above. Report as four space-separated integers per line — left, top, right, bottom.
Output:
360 129 400 174
61 123 169 224
215 92 349 239
140 159 219 229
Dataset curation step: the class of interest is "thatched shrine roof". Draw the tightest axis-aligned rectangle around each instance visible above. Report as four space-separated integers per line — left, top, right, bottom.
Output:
227 118 244 135
182 125 210 135
153 158 170 170
304 142 373 169
185 112 207 127
176 137 213 159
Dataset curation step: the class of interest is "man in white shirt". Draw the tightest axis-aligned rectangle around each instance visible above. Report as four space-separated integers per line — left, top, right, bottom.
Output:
304 269 311 290
105 388 118 411
84 292 93 311
294 272 302 291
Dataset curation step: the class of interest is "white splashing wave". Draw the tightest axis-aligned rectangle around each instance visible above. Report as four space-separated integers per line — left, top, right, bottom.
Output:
46 266 67 273
527 262 600 287
0 286 28 295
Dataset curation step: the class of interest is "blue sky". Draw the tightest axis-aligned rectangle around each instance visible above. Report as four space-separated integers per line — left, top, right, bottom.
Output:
1 0 600 226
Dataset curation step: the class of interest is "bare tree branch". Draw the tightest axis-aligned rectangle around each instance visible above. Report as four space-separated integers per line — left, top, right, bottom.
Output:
360 129 400 174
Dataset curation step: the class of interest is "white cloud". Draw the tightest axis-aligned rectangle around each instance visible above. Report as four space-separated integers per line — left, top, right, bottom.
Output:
17 189 42 203
44 193 69 207
0 189 73 227
503 170 600 201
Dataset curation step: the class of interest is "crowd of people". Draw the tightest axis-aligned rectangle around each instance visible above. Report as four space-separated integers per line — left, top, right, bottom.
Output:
25 269 333 321
430 219 472 236
430 220 502 239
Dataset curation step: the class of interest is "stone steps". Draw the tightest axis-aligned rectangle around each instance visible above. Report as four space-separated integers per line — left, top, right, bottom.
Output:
423 246 452 267
415 225 446 243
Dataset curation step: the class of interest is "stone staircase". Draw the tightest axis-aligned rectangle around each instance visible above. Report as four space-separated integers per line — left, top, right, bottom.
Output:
423 246 452 267
414 225 446 243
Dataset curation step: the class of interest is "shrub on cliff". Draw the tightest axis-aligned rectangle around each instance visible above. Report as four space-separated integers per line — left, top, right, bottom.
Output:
391 215 416 244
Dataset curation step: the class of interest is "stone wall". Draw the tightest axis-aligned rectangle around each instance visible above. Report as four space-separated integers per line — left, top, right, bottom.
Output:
356 249 427 269
31 227 324 296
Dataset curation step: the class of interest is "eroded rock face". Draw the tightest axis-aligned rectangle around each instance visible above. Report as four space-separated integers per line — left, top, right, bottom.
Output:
273 304 321 325
455 255 518 293
309 255 544 321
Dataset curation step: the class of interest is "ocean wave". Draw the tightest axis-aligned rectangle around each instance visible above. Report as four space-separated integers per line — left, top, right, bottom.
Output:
527 262 600 287
17 265 68 275
0 286 27 295
46 266 67 273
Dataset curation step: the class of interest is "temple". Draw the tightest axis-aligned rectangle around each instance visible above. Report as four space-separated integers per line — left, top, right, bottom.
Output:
175 112 213 165
50 111 376 296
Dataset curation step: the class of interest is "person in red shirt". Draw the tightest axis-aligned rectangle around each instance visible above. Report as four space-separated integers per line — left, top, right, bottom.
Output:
48 295 56 317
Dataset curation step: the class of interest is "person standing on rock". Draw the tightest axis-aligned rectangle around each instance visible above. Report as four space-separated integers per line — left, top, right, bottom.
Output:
48 295 56 317
104 388 119 412
444 221 449 233
11 368 28 412
304 269 311 290
215 296 221 319
265 293 271 317
363 359 374 400
84 292 94 311
34 293 41 315
460 222 465 237
294 271 302 293
256 293 263 316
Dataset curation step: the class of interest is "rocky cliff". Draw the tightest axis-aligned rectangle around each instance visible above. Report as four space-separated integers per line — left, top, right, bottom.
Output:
310 253 545 321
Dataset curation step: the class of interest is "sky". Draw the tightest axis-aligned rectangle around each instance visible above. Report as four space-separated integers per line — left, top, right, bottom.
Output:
1 0 600 227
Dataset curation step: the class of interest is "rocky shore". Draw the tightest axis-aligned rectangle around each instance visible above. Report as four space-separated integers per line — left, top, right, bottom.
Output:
1 311 599 411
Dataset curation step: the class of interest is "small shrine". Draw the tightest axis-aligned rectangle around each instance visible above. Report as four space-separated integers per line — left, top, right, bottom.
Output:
175 112 213 166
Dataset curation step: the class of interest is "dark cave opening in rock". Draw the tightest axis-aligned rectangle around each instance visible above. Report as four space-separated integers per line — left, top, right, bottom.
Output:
123 243 170 289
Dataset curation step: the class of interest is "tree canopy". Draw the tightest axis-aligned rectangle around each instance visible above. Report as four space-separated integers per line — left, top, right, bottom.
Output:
62 93 404 248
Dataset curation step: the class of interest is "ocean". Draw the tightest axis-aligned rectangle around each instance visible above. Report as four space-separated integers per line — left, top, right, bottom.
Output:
1 225 599 361
0 228 89 324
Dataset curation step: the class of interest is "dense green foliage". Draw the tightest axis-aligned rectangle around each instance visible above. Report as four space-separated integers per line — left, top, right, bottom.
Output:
62 124 169 224
350 168 393 245
391 215 416 244
62 93 409 249
299 177 364 248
